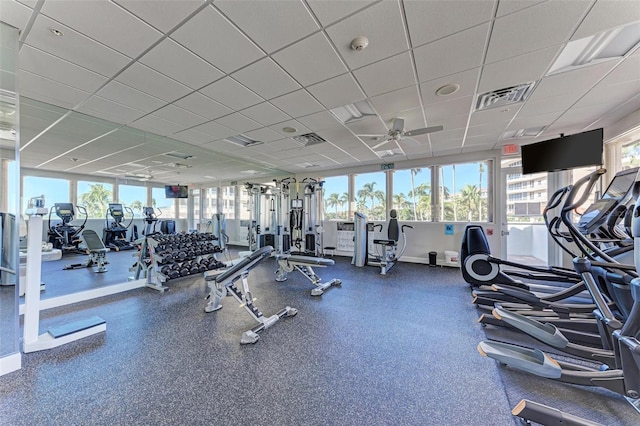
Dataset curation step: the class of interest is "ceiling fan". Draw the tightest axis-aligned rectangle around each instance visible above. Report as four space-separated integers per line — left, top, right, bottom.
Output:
359 117 444 149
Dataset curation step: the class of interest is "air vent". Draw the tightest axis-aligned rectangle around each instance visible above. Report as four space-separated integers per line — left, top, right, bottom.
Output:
293 132 327 147
475 82 536 111
165 151 194 160
166 162 193 169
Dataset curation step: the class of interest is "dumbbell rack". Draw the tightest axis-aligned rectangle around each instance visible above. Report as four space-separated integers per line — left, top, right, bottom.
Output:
143 233 225 292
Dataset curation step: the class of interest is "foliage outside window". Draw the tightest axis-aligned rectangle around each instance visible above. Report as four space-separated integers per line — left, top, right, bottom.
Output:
621 139 639 169
23 176 70 215
439 161 489 222
152 187 175 219
354 171 386 221
222 185 235 219
118 184 147 217
393 168 431 221
323 175 349 220
77 181 113 219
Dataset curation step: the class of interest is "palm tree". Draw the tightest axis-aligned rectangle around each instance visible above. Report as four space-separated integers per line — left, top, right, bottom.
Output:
339 192 349 219
410 168 421 220
79 183 112 218
459 184 480 221
129 200 143 215
357 182 378 213
325 192 340 219
478 162 485 221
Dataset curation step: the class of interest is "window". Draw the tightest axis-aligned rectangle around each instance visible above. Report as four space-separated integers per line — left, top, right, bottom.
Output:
322 175 349 220
77 181 113 219
177 199 188 219
239 185 251 220
354 171 386 220
192 188 201 223
438 161 490 222
23 176 70 215
203 187 218 220
118 184 147 217
621 139 640 169
221 185 235 219
152 187 175 219
393 168 431 221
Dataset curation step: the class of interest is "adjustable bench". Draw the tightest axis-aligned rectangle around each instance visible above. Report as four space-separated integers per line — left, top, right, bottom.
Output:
204 246 297 344
63 229 110 273
275 254 341 296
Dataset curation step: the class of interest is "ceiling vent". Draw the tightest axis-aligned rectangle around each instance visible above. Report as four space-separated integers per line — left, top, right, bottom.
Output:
165 151 194 160
226 135 263 148
502 126 546 139
475 82 536 112
375 148 403 158
292 132 327 147
166 162 192 169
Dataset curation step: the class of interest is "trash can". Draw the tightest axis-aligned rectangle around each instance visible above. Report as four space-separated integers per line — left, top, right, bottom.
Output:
428 251 437 267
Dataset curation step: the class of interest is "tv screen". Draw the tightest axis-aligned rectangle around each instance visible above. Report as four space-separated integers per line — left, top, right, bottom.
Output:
521 128 603 175
165 185 189 198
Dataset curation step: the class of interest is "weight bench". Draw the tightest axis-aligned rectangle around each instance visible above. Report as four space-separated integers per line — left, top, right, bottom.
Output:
203 245 297 344
275 254 341 296
63 229 109 273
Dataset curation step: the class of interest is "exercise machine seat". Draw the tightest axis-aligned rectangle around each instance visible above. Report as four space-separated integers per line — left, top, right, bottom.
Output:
374 209 400 246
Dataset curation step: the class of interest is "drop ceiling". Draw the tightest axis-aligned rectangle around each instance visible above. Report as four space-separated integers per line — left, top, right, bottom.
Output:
1 0 639 184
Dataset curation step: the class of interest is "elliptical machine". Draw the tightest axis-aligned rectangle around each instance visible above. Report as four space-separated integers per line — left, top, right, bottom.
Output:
103 203 136 251
47 203 88 255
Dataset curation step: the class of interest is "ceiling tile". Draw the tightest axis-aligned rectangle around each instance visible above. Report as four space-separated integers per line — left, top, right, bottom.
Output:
296 110 342 131
76 95 146 124
420 68 480 106
370 86 421 117
129 114 184 136
518 91 583 116
599 54 640 85
486 1 591 63
170 5 264 73
215 0 319 53
191 121 237 140
18 70 90 109
115 62 191 103
532 60 618 99
24 14 131 77
573 0 640 40
325 1 408 69
414 24 490 83
506 112 562 132
19 45 108 93
268 119 310 137
215 112 261 133
469 109 517 128
353 52 415 97
174 92 233 121
270 89 324 118
478 46 560 93
240 102 291 126
40 0 162 58
307 73 366 109
152 104 209 128
114 0 204 32
199 77 264 110
496 1 545 17
272 32 348 86
243 127 285 143
405 0 495 47
346 115 387 138
2 0 33 31
306 0 376 27
424 95 473 123
97 80 166 112
139 38 225 90
231 58 301 100
172 128 216 145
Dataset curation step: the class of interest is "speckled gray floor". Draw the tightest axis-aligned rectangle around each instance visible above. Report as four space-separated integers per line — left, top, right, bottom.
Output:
3 250 636 425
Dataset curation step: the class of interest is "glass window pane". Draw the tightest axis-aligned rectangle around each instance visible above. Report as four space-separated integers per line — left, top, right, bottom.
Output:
322 176 349 220
222 186 235 219
621 139 640 169
393 168 431 220
118 184 147 217
177 199 188 219
354 171 386 220
23 176 70 214
239 185 251 220
77 181 113 219
152 187 175 219
192 188 201 223
203 187 218 219
439 161 490 222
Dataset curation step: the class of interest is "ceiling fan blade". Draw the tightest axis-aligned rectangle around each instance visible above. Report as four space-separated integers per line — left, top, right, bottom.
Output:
391 117 405 133
404 125 444 137
372 139 391 149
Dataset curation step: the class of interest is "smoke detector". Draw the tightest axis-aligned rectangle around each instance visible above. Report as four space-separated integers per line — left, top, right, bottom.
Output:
351 36 369 51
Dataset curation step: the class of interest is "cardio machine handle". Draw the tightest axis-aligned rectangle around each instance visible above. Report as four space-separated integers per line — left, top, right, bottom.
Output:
401 224 414 232
562 168 606 213
544 185 572 213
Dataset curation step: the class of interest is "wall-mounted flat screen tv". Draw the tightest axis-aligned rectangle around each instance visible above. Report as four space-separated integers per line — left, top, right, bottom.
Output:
165 185 189 198
521 128 603 175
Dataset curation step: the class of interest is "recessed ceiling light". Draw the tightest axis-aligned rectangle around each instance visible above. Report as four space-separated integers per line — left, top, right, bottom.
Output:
435 84 460 96
50 28 64 37
282 127 297 133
